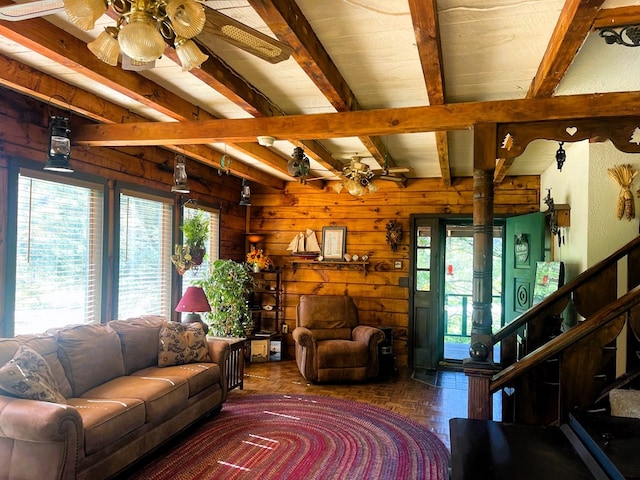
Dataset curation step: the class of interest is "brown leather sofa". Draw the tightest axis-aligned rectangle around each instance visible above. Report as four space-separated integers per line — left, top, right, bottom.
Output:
0 316 230 480
292 295 384 383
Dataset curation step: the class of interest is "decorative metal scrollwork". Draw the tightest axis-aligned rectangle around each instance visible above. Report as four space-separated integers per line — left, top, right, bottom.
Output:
600 25 640 47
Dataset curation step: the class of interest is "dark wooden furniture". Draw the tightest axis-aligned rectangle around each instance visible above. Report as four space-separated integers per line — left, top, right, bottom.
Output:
211 336 245 391
449 418 609 480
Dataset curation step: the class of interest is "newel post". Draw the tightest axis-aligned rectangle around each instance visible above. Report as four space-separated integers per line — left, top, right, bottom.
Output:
464 123 497 420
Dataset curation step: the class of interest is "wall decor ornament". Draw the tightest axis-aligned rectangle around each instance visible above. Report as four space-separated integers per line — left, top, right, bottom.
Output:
386 219 402 252
607 164 637 221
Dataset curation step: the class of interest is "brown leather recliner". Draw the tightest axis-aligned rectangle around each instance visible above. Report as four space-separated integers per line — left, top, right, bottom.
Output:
292 295 385 383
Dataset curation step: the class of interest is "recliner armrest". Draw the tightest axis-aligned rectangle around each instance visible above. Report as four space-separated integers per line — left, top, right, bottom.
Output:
352 325 385 346
292 326 314 346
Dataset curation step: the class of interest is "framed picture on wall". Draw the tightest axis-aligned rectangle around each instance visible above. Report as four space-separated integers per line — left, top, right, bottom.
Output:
321 226 347 261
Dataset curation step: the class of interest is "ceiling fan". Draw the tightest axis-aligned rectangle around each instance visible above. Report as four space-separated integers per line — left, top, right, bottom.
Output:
337 154 411 183
0 0 293 70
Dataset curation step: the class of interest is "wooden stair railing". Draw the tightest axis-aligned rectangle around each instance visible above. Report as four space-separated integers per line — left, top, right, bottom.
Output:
491 285 640 424
465 235 640 422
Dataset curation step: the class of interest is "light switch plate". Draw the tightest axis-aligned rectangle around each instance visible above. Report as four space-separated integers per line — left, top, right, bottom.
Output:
394 261 402 269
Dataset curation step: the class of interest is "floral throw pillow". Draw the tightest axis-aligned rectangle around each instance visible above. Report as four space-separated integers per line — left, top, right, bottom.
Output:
0 345 66 403
158 322 210 367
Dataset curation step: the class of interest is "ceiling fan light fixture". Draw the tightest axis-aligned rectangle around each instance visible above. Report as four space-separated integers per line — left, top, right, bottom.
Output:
166 0 206 38
63 0 106 30
174 36 209 71
88 27 120 66
118 11 165 63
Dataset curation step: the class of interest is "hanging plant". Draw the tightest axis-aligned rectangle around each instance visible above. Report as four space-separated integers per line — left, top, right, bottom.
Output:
181 210 209 265
607 164 637 221
171 244 194 275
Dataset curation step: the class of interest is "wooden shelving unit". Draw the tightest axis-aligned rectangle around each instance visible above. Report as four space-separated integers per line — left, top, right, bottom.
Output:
247 269 283 362
290 260 369 275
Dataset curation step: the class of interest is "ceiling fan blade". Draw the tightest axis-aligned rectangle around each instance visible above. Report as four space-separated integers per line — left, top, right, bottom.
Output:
386 167 411 173
0 0 63 21
376 175 406 182
198 7 292 64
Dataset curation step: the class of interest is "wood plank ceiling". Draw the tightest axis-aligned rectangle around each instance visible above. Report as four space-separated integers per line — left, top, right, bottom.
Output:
1 0 640 190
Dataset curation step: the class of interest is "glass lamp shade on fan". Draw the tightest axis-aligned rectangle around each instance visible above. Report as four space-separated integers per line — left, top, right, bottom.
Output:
176 286 211 334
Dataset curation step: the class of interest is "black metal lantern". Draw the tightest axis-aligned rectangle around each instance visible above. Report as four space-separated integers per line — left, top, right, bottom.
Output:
44 116 73 172
171 154 190 193
555 141 566 171
239 179 251 206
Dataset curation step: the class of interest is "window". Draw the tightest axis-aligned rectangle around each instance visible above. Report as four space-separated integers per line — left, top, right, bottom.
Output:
14 170 104 335
117 190 173 319
416 226 431 291
180 206 220 294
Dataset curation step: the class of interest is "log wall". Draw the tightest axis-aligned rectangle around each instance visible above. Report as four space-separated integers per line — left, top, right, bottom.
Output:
250 177 540 365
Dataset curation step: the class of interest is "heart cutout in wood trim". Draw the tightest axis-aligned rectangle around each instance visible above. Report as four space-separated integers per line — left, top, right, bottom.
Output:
566 126 578 136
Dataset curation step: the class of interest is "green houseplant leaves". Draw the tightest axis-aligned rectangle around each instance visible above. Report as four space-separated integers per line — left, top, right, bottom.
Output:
197 259 252 337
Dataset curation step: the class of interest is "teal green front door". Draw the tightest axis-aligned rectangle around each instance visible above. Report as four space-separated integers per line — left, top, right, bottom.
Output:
504 212 545 326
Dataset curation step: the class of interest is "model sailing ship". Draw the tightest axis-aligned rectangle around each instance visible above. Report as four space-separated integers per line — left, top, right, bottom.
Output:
287 228 321 258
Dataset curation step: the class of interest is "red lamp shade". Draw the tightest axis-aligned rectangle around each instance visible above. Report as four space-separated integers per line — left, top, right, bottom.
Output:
176 286 211 313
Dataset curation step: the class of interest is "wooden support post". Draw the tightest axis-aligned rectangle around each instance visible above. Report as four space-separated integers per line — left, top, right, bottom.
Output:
466 122 497 419
464 360 496 420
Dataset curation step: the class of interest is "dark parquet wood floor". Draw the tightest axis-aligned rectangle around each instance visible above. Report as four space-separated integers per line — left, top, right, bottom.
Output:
231 359 470 450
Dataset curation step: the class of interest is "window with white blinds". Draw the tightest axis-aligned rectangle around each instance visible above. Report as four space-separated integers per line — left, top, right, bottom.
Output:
15 171 104 335
181 206 221 294
117 191 173 319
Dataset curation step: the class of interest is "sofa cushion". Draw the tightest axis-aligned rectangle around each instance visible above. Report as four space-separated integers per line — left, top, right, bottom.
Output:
81 375 189 423
0 345 66 403
132 363 221 397
67 397 146 455
51 324 125 397
109 316 165 374
158 322 210 367
0 335 73 398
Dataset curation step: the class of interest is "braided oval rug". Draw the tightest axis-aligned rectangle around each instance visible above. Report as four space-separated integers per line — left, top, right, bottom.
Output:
124 393 450 480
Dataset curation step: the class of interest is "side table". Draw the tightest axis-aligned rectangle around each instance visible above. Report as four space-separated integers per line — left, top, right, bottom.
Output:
210 337 246 391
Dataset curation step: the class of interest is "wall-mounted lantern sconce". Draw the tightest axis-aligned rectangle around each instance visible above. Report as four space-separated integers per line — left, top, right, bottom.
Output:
171 154 190 194
239 178 251 206
555 141 566 171
44 116 73 172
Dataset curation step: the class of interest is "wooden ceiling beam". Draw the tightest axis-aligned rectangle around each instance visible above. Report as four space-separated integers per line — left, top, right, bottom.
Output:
248 0 395 171
408 0 451 187
593 5 640 29
73 91 640 147
0 7 287 187
528 0 605 99
0 53 281 186
495 0 605 183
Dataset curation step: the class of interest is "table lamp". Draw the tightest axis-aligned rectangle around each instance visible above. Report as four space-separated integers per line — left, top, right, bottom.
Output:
176 286 211 334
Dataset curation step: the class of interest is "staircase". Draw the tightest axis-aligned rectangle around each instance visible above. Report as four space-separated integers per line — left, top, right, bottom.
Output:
455 236 640 478
465 235 640 425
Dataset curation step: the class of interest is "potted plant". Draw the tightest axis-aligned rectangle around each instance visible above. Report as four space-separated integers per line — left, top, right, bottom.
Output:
181 210 208 265
170 244 194 275
197 259 252 337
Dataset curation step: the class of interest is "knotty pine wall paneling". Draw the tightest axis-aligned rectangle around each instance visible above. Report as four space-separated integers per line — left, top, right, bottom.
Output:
250 178 540 366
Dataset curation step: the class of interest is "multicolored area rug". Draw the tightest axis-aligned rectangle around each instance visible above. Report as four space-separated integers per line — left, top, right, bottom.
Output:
124 393 450 480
